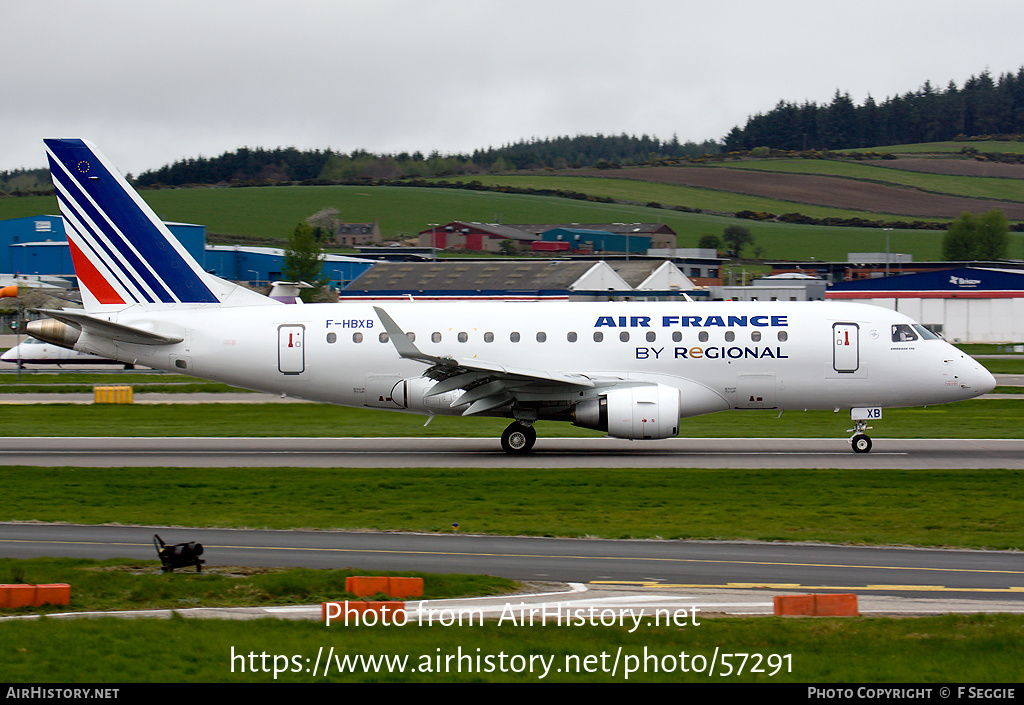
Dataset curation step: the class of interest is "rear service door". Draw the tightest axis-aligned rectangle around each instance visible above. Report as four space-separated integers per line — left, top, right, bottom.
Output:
278 324 305 374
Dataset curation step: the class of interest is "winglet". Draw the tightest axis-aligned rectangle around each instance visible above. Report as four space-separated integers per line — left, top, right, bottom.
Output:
373 306 447 365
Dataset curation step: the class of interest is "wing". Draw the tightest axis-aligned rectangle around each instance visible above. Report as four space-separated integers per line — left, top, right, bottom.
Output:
374 305 606 416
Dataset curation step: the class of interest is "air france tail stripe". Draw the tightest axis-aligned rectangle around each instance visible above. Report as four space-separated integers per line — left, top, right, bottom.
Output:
48 158 176 303
44 139 218 304
67 237 125 305
62 213 139 303
67 154 218 303
46 143 174 301
52 175 159 303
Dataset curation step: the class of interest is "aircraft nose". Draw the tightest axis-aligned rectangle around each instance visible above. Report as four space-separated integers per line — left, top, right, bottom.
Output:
958 355 996 396
975 363 997 395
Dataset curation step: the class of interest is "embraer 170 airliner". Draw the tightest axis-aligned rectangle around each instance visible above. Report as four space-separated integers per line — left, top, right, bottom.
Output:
29 139 996 454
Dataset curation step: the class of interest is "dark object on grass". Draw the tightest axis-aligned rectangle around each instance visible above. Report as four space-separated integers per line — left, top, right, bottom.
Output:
153 534 205 573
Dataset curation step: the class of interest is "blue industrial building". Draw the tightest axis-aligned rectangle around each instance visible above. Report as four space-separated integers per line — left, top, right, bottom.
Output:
541 227 652 255
204 245 373 290
1 215 205 277
1 215 373 290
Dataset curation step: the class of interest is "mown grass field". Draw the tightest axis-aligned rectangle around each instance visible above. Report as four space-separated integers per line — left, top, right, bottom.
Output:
0 558 514 614
448 172 948 221
2 454 1021 683
720 159 1024 202
3 610 1020 683
0 397 1021 438
1 464 1021 548
861 140 1024 154
0 185 703 245
3 182 944 262
0 370 248 394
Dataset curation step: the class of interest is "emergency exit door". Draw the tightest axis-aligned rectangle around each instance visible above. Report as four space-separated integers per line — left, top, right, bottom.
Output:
833 322 859 373
278 324 305 374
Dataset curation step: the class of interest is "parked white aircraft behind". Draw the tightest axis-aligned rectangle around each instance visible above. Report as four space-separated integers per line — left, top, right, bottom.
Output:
1 337 129 367
28 139 996 453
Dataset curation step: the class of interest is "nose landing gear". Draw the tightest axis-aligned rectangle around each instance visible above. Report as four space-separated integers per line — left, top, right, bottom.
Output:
847 407 880 453
850 429 873 454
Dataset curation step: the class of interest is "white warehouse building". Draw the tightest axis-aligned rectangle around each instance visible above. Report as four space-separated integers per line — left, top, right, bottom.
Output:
827 267 1024 343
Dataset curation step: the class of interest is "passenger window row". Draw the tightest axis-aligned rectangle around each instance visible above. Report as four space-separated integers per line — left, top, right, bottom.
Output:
329 330 790 344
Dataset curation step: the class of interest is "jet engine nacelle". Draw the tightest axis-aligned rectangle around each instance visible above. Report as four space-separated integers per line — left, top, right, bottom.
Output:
574 384 681 440
25 318 81 350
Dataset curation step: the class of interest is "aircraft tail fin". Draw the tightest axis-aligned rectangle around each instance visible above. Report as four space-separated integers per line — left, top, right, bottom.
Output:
44 139 272 312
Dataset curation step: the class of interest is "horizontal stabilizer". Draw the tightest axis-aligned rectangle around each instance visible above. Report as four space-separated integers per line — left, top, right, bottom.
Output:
35 309 183 346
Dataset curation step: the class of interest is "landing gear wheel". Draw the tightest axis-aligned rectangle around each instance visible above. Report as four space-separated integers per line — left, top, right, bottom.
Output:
851 434 872 454
501 422 536 454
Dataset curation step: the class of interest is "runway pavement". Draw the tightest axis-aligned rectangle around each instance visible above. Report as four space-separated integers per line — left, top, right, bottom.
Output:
1 435 1022 468
2 523 1022 617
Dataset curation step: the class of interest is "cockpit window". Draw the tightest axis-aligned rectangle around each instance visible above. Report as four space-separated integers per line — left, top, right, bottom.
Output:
891 324 918 342
913 324 940 340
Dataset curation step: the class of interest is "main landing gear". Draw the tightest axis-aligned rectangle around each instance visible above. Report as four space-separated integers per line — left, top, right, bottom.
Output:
501 421 536 454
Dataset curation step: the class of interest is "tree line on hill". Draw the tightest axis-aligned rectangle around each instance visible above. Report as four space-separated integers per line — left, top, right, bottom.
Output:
722 68 1024 152
129 134 719 187
0 167 51 195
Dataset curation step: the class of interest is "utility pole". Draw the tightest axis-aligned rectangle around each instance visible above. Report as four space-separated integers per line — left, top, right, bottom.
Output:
428 224 439 262
884 228 893 277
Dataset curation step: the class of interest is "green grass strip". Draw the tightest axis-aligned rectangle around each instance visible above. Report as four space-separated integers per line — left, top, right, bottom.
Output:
0 399 1021 438
0 558 514 615
1 612 1021 682
2 466 1021 548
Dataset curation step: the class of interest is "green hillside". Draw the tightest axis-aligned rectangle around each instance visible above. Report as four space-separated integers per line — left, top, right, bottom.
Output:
717 160 1024 202
2 141 1022 262
440 173 952 221
859 140 1024 154
0 186 961 262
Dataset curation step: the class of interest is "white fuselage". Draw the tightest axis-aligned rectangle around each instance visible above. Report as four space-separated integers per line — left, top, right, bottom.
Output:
75 300 994 420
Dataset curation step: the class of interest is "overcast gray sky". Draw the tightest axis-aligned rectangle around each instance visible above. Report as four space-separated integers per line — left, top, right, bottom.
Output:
4 0 1023 174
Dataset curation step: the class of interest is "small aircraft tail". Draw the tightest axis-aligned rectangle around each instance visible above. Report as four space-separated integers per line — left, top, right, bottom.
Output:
44 138 270 312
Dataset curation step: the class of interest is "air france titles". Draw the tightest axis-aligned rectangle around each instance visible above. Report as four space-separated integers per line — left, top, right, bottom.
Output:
593 314 789 361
